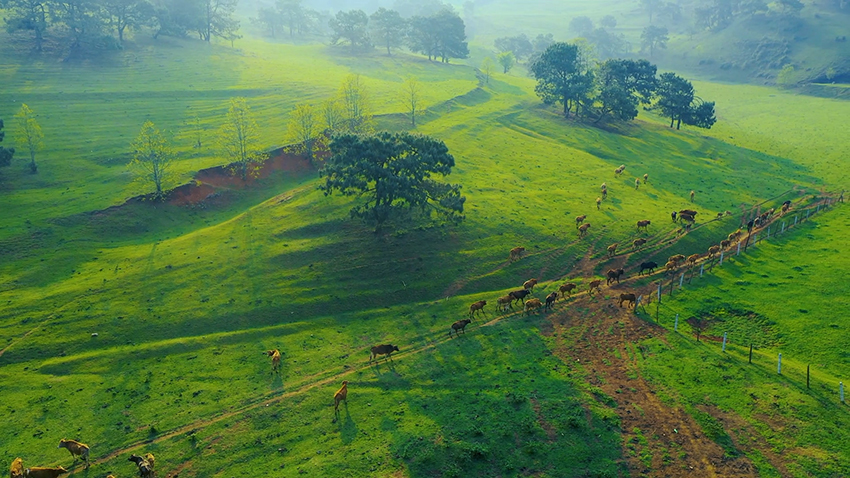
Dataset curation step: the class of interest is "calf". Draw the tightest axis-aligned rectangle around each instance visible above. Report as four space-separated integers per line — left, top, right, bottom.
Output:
618 293 637 308
545 292 558 311
509 246 525 263
57 439 89 468
10 458 23 478
606 269 624 285
639 261 658 275
575 215 587 227
633 238 647 250
588 279 603 295
265 349 281 373
468 300 486 319
333 381 348 414
22 468 67 478
524 298 543 315
369 344 399 363
558 283 577 299
607 243 618 257
671 211 677 222
578 223 591 237
636 220 651 230
496 295 513 311
643 173 648 184
128 455 153 478
509 289 531 305
523 278 538 291
450 319 472 338
635 178 640 189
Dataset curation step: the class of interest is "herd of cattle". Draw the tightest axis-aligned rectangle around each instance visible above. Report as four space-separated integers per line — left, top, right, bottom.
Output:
9 440 155 477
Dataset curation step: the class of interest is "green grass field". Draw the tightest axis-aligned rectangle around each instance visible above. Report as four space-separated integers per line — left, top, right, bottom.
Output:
1 22 849 478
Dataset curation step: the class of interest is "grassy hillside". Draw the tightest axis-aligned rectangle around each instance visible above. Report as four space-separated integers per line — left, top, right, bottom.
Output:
1 29 849 477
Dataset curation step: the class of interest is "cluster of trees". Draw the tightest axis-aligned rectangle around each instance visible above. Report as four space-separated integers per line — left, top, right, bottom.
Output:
636 0 811 32
530 42 716 130
252 0 327 39
4 0 241 52
327 7 468 62
568 15 630 60
488 33 554 73
0 104 45 178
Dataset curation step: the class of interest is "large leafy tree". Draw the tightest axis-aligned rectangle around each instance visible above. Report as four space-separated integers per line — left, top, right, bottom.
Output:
329 9 370 51
595 59 657 122
218 97 266 180
199 0 240 43
321 131 465 232
530 42 595 117
494 34 533 61
370 8 406 56
408 9 468 62
286 103 320 162
52 0 108 52
0 119 14 169
130 120 175 199
656 72 717 130
5 0 50 51
103 0 154 43
13 104 43 174
640 25 668 58
497 51 515 73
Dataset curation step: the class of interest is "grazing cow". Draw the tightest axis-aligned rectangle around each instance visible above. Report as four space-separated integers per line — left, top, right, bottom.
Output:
496 295 513 311
509 246 525 263
575 215 587 227
636 220 651 231
369 344 399 363
10 458 23 478
633 238 647 250
606 269 624 285
601 183 607 192
21 468 67 478
588 279 603 295
615 165 626 176
596 197 602 209
671 211 677 222
450 319 472 338
265 349 281 373
509 289 531 305
643 173 648 184
618 293 637 308
678 213 695 224
690 190 695 202
558 283 577 299
728 229 742 242
639 261 658 275
687 254 700 267
545 292 558 311
333 381 348 414
679 209 698 217
708 245 721 258
665 260 677 273
720 239 731 249
128 455 153 478
523 278 539 291
578 223 591 237
469 300 487 318
781 200 791 213
635 178 640 190
524 298 543 315
144 453 155 472
607 243 618 257
57 439 89 469
669 254 686 265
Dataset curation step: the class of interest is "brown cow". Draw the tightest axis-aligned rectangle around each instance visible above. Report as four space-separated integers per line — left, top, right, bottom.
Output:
21 468 67 478
57 439 89 468
558 283 577 299
265 349 281 373
496 295 513 311
679 209 698 217
333 381 348 414
575 215 587 227
618 293 637 308
636 220 651 230
679 212 695 224
633 238 647 250
545 292 558 311
687 254 700 267
720 239 731 249
509 247 525 263
523 278 539 291
643 173 648 184
607 243 618 257
588 279 603 295
606 269 624 285
596 197 602 209
669 254 686 265
369 344 399 363
524 298 543 315
615 165 626 176
578 223 591 237
708 245 721 258
128 455 152 478
450 319 472 338
469 300 486 318
728 229 742 242
10 458 23 478
665 260 677 273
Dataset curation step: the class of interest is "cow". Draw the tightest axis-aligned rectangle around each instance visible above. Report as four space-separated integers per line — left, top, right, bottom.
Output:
669 254 686 265
720 239 731 249
578 223 591 237
575 215 587 227
588 279 603 295
635 178 640 190
690 190 695 202
708 245 721 258
523 278 539 291
606 269 624 285
639 261 658 275
615 164 626 176
596 197 602 209
369 344 399 363
633 238 647 250
333 381 348 415
21 468 67 478
665 260 677 273
687 254 700 267
128 454 153 478
607 243 618 257
618 293 637 308
636 220 651 231
524 298 543 315
469 300 486 319
643 173 648 184
450 319 472 338
781 200 791 213
57 439 89 469
558 283 577 299
10 458 23 478
509 247 525 263
678 212 695 224
545 292 558 311
265 349 281 373
496 295 513 311
728 229 742 242
671 211 677 222
679 209 698 217
509 289 531 305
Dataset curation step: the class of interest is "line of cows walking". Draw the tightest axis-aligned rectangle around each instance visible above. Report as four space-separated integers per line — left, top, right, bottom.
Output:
9 441 154 478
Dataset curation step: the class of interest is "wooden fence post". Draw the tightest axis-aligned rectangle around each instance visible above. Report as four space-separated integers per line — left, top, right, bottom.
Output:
722 332 727 352
674 313 679 332
778 353 782 374
749 344 753 364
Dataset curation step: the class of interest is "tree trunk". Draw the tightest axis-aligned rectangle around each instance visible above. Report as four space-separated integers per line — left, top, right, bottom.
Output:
29 149 37 174
676 118 682 130
563 96 569 117
670 116 675 128
118 24 125 42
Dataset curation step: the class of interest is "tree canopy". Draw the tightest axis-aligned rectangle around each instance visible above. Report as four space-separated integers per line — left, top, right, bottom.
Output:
595 59 657 122
408 9 468 62
130 120 175 199
370 7 407 55
641 25 669 58
329 9 371 50
13 103 43 174
529 42 595 117
321 132 465 232
656 72 716 130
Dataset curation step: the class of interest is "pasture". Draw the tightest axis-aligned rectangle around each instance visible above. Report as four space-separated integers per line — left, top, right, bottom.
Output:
1 25 849 478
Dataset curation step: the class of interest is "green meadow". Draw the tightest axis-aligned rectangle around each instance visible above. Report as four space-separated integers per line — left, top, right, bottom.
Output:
1 13 849 478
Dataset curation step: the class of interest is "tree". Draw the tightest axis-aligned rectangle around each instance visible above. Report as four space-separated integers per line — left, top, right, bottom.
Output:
197 0 239 43
151 0 203 39
5 0 50 51
641 25 668 58
52 0 109 52
329 9 370 51
13 104 43 173
321 97 345 132
286 103 320 162
599 14 617 29
399 77 422 127
569 16 594 36
431 9 468 63
586 28 630 59
684 100 717 129
656 72 716 130
339 74 373 133
533 33 554 53
497 51 515 73
494 34 533 61
130 121 175 199
218 97 265 180
320 131 465 232
480 57 494 84
639 0 662 23
0 119 14 169
595 59 657 122
252 6 282 38
530 42 595 117
277 0 308 37
103 0 153 43
370 8 406 55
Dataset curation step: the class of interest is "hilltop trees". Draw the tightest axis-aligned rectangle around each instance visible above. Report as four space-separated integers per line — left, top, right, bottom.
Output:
5 0 50 51
321 132 465 232
103 0 154 43
656 72 716 129
370 8 406 55
197 0 240 43
641 25 669 58
595 59 657 122
0 120 14 169
408 9 469 62
13 104 43 174
218 97 266 180
130 121 175 199
330 9 370 50
530 42 595 117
